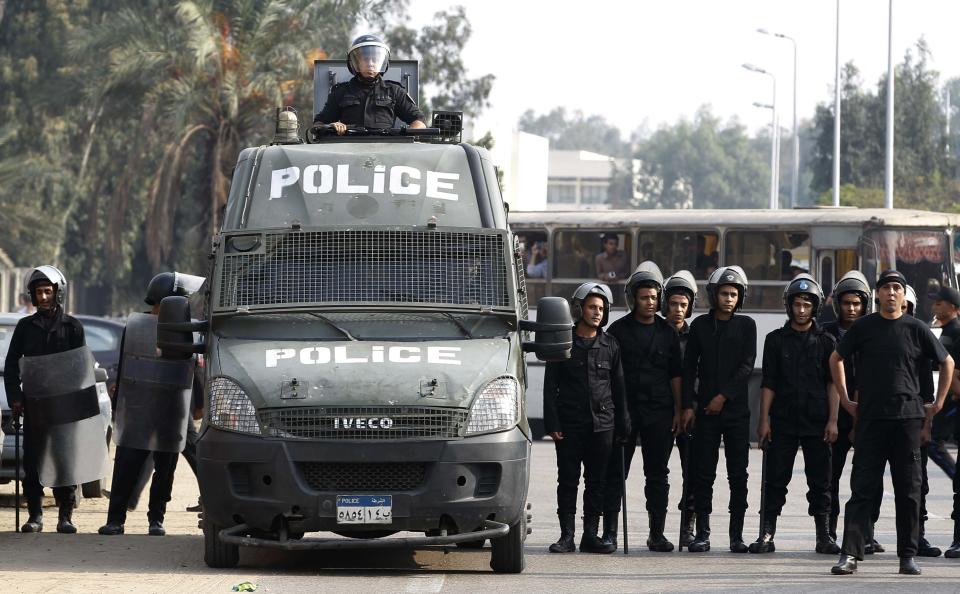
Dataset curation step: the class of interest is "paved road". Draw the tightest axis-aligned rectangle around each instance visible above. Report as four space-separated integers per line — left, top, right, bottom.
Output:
2 438 959 593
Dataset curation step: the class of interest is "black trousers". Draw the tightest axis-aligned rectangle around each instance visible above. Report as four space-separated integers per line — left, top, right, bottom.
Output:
130 419 199 507
840 418 922 559
867 446 931 537
830 425 854 525
676 431 697 514
21 419 76 515
554 427 613 517
763 430 831 518
107 446 179 525
603 413 674 516
693 412 750 516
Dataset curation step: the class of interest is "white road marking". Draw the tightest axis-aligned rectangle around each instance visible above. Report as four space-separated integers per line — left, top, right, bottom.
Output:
403 574 445 593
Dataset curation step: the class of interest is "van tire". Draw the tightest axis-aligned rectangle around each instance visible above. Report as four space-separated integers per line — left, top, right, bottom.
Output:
204 519 240 568
489 511 526 573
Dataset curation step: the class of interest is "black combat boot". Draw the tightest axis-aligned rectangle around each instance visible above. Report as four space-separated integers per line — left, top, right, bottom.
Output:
600 512 618 549
917 519 941 557
21 498 43 533
579 515 616 554
548 514 576 553
748 515 777 554
944 518 960 558
814 514 840 554
729 512 749 553
679 511 696 549
647 513 674 552
688 514 711 552
56 505 77 534
864 522 884 554
898 556 921 575
831 554 858 575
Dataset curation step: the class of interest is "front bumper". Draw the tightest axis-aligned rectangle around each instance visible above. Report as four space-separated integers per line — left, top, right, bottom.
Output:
197 426 530 536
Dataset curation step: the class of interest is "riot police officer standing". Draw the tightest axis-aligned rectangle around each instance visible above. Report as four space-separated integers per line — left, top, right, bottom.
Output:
99 272 199 536
682 266 756 553
544 283 630 554
823 271 870 547
750 274 840 555
603 263 683 552
932 286 960 557
831 270 954 576
662 270 699 548
314 35 426 135
3 266 87 533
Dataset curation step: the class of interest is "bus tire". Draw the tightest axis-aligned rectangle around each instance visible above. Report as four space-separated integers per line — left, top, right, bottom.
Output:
204 519 240 568
489 509 526 573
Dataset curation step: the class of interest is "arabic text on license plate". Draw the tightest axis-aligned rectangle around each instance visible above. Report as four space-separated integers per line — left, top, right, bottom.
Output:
336 495 393 524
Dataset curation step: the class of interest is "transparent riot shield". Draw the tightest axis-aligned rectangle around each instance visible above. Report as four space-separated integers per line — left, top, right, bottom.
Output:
114 313 194 453
20 346 109 488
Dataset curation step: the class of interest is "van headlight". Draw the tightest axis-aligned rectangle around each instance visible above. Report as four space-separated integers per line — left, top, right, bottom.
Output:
209 377 261 435
465 376 520 435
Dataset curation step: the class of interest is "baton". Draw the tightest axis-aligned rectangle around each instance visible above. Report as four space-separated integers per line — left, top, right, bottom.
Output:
620 443 629 554
13 411 21 533
679 429 693 528
758 436 769 540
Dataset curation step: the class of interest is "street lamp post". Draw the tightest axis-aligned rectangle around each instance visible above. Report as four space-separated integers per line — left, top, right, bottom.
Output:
758 28 798 208
744 63 778 209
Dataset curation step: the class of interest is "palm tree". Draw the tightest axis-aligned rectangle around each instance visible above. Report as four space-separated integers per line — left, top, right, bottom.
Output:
74 0 373 268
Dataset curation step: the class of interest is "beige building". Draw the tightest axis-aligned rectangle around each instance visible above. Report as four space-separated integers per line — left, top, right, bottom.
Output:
546 150 640 210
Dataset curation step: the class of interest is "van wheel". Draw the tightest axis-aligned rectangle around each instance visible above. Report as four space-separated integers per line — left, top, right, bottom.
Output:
489 510 526 573
204 519 240 568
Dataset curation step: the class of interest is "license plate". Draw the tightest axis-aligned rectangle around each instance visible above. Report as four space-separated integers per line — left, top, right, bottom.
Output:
336 495 393 524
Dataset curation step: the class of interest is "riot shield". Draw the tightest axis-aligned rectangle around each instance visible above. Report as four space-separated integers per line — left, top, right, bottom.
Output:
114 313 194 453
20 346 109 488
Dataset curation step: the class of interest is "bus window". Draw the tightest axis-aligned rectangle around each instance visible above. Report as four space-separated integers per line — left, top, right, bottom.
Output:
553 230 632 282
865 229 951 322
725 230 810 310
636 230 720 280
516 229 548 303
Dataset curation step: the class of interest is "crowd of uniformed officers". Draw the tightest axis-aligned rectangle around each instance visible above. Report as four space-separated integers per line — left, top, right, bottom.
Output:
543 260 960 576
6 267 200 537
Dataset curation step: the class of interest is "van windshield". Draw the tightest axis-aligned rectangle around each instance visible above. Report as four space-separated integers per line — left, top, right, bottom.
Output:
245 143 480 228
216 312 511 341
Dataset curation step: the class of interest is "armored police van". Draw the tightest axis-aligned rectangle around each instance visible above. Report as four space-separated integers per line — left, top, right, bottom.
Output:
157 60 571 573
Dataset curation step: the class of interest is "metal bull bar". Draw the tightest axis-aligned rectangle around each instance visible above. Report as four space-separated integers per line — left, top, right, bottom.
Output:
218 519 509 550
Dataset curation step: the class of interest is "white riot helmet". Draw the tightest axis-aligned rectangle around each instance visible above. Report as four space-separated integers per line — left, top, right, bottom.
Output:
905 284 917 316
831 270 872 317
662 270 698 318
571 282 614 327
705 265 748 311
27 265 67 307
625 261 664 312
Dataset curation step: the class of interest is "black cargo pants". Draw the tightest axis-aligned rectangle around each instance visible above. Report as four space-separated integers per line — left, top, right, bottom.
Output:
604 410 674 516
693 412 750 516
107 446 179 525
840 418 922 560
555 427 613 517
764 430 832 518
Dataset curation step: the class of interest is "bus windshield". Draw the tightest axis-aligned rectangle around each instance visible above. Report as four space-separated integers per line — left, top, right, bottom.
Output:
863 229 951 322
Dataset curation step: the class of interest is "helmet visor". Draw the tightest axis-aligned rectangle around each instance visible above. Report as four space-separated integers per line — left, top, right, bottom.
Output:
349 45 389 77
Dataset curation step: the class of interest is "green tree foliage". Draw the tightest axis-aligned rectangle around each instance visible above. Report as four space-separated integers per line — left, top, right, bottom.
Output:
518 107 630 157
0 1 492 312
810 40 958 211
634 107 769 209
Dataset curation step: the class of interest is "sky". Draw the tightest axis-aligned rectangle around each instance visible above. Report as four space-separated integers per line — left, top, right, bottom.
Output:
406 0 960 138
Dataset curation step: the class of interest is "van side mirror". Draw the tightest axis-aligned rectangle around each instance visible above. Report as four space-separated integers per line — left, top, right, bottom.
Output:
157 296 207 358
520 297 573 361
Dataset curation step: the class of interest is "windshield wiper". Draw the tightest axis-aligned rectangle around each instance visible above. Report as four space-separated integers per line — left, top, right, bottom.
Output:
308 313 358 341
441 312 474 339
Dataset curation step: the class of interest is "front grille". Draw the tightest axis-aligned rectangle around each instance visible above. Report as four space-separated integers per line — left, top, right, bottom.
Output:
258 406 469 440
216 229 510 310
298 462 427 492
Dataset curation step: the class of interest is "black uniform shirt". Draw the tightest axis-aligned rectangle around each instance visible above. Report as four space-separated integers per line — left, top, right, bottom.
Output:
682 311 757 417
543 330 629 435
314 76 425 129
824 321 856 429
940 317 960 363
836 312 948 420
3 307 86 406
761 321 835 436
607 314 681 419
